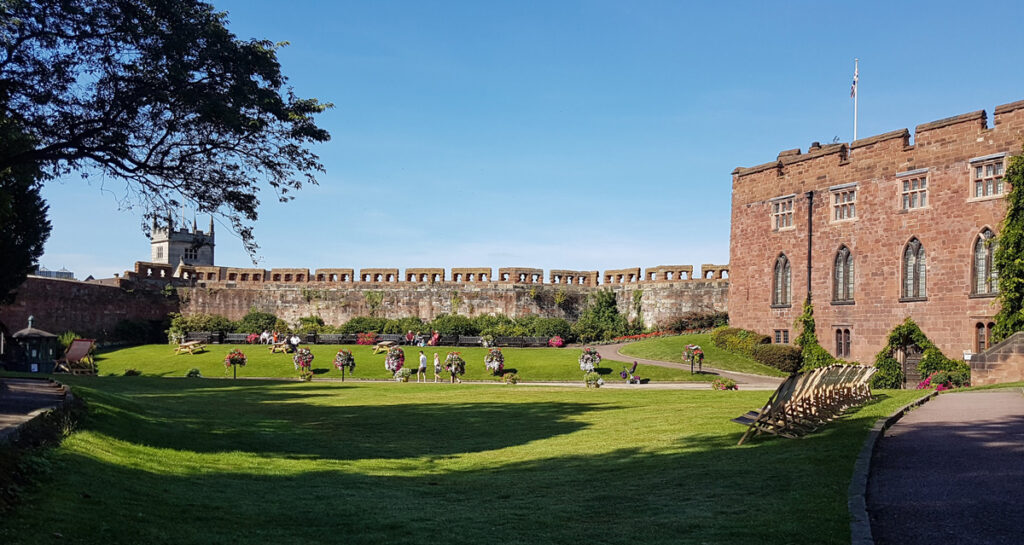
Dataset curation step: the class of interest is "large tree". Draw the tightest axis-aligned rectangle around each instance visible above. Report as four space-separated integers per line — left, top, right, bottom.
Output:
0 118 50 305
0 0 330 300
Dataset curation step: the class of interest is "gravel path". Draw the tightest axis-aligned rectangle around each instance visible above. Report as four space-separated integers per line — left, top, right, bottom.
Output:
867 389 1024 545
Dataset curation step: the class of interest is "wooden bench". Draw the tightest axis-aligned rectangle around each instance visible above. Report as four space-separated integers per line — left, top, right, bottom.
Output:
174 341 207 355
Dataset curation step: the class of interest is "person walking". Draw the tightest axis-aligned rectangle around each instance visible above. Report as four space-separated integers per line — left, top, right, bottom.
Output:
433 353 441 383
418 351 427 383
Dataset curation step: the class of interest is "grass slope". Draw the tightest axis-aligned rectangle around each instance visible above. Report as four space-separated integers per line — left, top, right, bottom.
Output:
0 378 924 544
619 334 788 377
93 344 715 383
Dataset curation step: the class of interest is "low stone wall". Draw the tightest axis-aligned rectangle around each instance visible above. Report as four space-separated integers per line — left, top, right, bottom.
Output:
970 331 1024 385
0 276 178 338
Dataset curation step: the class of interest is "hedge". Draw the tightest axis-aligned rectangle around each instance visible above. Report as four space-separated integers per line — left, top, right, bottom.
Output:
751 344 802 373
710 326 770 356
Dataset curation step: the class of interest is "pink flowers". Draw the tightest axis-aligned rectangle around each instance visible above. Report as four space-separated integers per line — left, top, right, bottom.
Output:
548 336 565 348
224 349 247 368
356 332 378 345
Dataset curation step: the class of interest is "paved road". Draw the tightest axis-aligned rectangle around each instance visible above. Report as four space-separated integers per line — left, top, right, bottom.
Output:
0 378 67 441
867 389 1024 545
595 343 785 390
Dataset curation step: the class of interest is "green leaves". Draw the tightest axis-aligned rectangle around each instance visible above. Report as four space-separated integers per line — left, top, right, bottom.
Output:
993 149 1024 342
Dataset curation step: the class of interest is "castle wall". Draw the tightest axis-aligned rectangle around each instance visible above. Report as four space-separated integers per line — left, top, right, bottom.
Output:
178 279 728 328
0 276 178 338
729 100 1024 364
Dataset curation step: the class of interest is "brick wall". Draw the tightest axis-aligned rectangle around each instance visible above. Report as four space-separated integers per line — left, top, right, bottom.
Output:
729 100 1024 363
0 276 178 338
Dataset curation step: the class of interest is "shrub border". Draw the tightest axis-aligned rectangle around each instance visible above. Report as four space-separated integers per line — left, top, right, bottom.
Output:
847 390 937 545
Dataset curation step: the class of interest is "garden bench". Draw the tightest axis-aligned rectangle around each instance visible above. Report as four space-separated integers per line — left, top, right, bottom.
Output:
457 336 481 347
174 341 207 355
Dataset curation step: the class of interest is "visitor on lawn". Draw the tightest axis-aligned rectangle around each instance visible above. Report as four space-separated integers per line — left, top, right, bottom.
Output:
288 334 300 353
433 353 441 383
429 330 439 346
260 330 270 344
417 351 427 382
405 330 414 345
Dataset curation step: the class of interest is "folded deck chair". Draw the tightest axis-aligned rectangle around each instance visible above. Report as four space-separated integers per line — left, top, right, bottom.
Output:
55 338 96 375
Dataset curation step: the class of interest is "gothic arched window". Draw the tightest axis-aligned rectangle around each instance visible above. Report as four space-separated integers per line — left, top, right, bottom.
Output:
833 246 854 302
973 229 998 296
902 238 927 300
773 254 791 306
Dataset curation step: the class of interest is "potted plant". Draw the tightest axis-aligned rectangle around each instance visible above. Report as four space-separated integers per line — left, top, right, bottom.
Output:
224 348 247 379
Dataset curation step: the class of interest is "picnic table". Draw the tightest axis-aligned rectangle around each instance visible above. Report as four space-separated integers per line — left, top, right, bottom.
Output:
174 341 207 355
269 342 289 353
373 340 397 354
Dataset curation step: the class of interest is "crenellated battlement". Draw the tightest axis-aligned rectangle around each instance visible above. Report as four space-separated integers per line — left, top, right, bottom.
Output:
124 261 730 288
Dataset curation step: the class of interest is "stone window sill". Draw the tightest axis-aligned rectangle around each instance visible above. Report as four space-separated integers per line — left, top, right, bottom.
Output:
770 304 792 309
831 300 855 306
898 296 928 303
968 292 998 299
967 194 1006 204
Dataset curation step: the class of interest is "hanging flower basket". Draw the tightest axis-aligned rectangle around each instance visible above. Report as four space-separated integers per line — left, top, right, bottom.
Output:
445 351 466 376
579 347 602 372
385 346 405 373
293 348 314 369
334 348 356 373
484 348 505 375
224 349 247 369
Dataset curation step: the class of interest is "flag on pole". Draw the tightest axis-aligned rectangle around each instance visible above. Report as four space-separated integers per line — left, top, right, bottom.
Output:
850 63 858 98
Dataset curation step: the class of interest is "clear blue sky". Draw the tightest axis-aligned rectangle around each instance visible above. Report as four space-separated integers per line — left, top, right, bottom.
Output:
40 0 1024 280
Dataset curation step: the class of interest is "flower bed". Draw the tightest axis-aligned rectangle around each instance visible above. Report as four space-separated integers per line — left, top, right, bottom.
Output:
547 335 564 348
712 377 738 390
356 332 378 345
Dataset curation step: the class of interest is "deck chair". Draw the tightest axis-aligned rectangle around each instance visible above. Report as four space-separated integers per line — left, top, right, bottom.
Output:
733 373 806 445
55 338 96 375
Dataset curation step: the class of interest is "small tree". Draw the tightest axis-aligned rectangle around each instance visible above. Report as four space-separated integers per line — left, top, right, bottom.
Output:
993 149 1024 342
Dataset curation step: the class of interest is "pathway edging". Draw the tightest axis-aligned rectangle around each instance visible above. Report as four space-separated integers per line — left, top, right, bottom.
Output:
848 390 937 545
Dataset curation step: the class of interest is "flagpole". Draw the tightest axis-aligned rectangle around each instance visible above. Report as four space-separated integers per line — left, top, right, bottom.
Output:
853 58 859 142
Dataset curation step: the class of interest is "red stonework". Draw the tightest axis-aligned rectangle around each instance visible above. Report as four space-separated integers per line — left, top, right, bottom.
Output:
729 100 1024 364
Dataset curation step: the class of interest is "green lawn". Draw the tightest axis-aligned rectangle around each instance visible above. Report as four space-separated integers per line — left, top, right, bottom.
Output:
620 334 788 377
93 344 716 383
0 378 925 544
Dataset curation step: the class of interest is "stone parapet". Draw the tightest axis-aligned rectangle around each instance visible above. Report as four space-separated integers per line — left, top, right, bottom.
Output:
268 268 309 283
604 268 641 284
643 265 693 282
498 267 543 284
699 264 729 280
314 268 354 283
549 269 598 286
358 268 399 283
405 268 444 283
450 268 492 283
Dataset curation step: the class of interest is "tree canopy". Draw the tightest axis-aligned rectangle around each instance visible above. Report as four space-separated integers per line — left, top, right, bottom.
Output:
0 0 331 255
0 118 50 305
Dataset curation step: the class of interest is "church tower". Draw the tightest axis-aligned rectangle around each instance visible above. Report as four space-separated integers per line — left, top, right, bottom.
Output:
150 213 215 266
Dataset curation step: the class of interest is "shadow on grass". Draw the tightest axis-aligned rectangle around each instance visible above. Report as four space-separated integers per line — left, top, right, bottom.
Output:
74 378 610 460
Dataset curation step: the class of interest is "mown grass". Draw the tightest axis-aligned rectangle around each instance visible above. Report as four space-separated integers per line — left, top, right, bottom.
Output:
619 334 788 377
93 344 715 383
0 377 925 544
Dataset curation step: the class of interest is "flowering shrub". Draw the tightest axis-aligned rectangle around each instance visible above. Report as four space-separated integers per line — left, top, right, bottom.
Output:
503 372 520 385
334 348 356 373
917 370 969 391
385 346 405 373
394 367 413 382
548 335 565 348
224 349 247 369
246 333 259 344
612 331 673 342
484 348 505 375
584 371 604 388
712 378 738 390
445 352 466 376
579 347 602 372
293 348 314 369
356 332 378 345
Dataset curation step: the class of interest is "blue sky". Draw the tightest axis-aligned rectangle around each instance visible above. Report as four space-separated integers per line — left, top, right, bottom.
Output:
40 0 1024 280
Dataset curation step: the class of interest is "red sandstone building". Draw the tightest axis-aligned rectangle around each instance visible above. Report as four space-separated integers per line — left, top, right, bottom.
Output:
728 99 1024 375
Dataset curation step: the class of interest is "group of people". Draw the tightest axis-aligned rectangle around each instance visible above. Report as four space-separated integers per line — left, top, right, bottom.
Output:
416 350 462 384
259 330 302 353
405 330 440 347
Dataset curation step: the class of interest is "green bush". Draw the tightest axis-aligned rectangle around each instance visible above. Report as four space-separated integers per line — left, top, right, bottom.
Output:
871 356 903 389
295 315 326 334
234 310 279 334
710 326 770 356
800 343 836 371
167 313 235 343
186 368 202 378
919 349 971 387
571 289 628 342
751 344 802 373
429 314 478 336
528 317 572 339
57 331 79 352
382 316 426 335
338 316 388 334
660 311 729 333
123 368 142 376
472 314 515 332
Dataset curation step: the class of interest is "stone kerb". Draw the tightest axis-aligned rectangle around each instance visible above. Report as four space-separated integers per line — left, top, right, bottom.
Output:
603 267 641 284
699 264 729 280
498 267 543 284
359 268 399 283
549 269 598 286
405 268 444 283
314 268 354 283
969 331 1024 386
451 268 492 283
643 265 693 283
268 268 310 283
